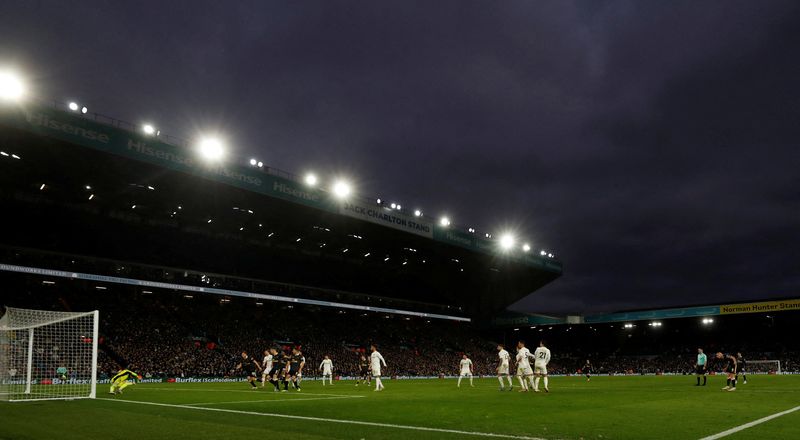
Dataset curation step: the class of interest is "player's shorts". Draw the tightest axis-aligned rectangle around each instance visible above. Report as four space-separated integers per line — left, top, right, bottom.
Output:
498 364 509 375
460 370 472 377
269 365 283 377
360 367 369 376
322 370 332 376
696 365 706 375
517 365 533 376
534 363 548 375
241 370 256 378
288 366 300 376
371 367 381 377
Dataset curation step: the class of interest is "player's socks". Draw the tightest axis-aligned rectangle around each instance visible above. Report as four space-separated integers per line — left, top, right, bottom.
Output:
497 376 505 389
696 377 700 386
457 376 462 387
517 376 527 390
507 376 513 388
703 376 707 386
534 377 540 392
469 376 473 387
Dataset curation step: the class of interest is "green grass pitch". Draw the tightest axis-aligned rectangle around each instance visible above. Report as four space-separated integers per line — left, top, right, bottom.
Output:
1 375 799 439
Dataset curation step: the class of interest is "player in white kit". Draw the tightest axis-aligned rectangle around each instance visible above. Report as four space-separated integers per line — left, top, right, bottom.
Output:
496 344 513 391
457 354 474 388
533 341 551 393
319 355 334 386
370 344 387 391
260 348 274 388
515 340 535 392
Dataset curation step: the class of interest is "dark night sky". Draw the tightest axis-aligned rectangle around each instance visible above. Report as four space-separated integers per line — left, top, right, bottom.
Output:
1 1 798 315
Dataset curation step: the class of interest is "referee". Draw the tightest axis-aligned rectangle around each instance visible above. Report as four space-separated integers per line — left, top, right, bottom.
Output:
695 348 708 386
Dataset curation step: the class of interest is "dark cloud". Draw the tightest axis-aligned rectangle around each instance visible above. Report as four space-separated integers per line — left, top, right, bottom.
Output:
1 1 797 314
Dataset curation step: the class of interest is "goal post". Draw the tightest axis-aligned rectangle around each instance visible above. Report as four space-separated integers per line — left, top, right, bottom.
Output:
746 360 782 374
0 307 99 402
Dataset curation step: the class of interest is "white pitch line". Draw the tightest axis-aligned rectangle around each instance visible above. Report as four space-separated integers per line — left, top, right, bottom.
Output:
698 405 800 440
184 395 364 406
140 387 357 398
100 398 545 439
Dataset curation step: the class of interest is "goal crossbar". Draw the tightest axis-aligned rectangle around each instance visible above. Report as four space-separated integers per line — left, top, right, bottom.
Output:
1 306 99 402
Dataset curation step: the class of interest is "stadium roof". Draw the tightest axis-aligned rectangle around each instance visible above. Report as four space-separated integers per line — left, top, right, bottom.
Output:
0 100 562 318
493 296 800 327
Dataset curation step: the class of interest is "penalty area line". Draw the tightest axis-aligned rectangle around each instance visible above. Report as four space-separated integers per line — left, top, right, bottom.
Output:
698 404 800 440
99 398 545 439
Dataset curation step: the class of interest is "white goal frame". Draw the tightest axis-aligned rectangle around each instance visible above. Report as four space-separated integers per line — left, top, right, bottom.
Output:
0 307 99 402
746 360 782 374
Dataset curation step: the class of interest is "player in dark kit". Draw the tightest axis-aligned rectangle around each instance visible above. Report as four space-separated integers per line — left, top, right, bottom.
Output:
286 347 305 391
280 352 292 393
236 351 261 390
737 352 747 385
265 348 283 392
584 360 593 382
716 352 738 391
356 354 370 386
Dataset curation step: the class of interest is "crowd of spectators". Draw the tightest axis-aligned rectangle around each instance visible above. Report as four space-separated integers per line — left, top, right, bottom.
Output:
6 282 800 379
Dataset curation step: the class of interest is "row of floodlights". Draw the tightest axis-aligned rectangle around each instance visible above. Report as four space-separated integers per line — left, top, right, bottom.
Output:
1 69 555 257
622 318 715 329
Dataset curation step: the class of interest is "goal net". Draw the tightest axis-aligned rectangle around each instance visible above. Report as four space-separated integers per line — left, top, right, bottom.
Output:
746 360 781 374
0 307 99 402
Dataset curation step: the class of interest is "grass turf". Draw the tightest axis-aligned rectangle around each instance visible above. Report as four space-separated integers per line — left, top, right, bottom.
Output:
1 375 799 440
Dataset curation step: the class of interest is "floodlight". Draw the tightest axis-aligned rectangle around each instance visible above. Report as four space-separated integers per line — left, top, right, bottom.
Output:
304 173 318 186
522 243 531 252
440 216 451 227
68 102 79 111
142 124 156 135
249 158 257 166
499 233 515 250
0 71 25 101
332 180 352 198
396 204 401 210
257 161 263 168
390 203 397 209
414 210 422 217
81 106 88 114
197 138 225 161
